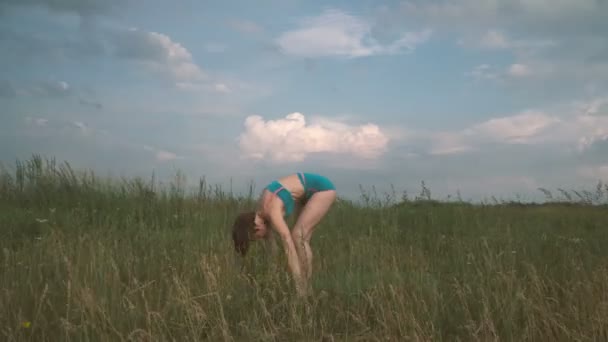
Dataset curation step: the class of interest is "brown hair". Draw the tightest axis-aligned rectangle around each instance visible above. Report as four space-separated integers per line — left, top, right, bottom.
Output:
232 211 256 257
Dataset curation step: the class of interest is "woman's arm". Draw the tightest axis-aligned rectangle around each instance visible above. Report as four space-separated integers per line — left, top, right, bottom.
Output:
267 208 306 296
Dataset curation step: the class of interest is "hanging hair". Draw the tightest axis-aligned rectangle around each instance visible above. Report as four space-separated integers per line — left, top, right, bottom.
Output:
232 211 256 257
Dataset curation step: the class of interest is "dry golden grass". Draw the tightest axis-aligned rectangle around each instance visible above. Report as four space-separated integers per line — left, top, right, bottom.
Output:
1 156 607 341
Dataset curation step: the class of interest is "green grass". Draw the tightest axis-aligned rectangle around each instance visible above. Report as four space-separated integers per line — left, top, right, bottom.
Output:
1 155 608 341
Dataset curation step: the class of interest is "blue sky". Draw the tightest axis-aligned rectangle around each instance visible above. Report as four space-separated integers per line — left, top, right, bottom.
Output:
1 0 608 201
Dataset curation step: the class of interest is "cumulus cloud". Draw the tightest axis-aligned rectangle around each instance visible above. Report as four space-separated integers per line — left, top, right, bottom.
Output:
276 9 431 58
386 1 608 87
107 27 205 83
428 98 608 155
470 110 560 143
102 27 258 94
1 23 212 90
429 110 560 155
0 7 256 98
238 112 390 162
575 117 608 152
582 98 608 116
545 98 608 153
1 15 199 82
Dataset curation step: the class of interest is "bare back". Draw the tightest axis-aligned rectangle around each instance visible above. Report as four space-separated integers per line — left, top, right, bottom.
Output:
257 174 306 218
275 174 306 200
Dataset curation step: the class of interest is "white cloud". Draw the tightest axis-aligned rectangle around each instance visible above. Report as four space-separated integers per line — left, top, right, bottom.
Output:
469 64 500 81
25 117 49 127
110 27 205 83
276 9 431 58
391 1 607 87
238 112 390 163
72 121 90 135
582 98 608 116
214 83 231 93
469 110 560 143
142 145 182 163
234 101 605 163
105 27 259 95
574 116 608 152
429 132 474 155
468 61 552 82
476 29 556 52
464 47 607 90
541 97 608 152
56 81 69 91
507 63 531 77
155 150 178 162
428 98 608 155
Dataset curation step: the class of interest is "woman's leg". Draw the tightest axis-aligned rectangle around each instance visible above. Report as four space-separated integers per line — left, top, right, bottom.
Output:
291 190 337 290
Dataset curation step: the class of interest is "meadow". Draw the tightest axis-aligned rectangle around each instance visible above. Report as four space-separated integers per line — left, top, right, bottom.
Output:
1 156 607 341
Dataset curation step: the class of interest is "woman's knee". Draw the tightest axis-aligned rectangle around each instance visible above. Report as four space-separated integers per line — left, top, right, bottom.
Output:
291 225 311 243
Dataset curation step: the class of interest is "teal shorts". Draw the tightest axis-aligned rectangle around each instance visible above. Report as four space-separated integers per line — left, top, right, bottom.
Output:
265 173 336 217
297 172 336 200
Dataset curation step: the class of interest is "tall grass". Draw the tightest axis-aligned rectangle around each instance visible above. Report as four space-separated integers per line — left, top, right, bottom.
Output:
1 155 607 341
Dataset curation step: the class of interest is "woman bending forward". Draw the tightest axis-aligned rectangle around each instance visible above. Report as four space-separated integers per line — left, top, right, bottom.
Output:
232 172 337 296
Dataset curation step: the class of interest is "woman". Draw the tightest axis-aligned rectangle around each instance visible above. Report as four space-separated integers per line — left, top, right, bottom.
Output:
232 172 337 296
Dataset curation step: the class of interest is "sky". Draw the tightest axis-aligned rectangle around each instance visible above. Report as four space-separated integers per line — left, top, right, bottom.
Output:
1 0 608 202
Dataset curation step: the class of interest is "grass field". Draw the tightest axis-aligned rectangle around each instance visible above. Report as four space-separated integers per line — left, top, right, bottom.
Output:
1 156 608 341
